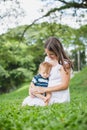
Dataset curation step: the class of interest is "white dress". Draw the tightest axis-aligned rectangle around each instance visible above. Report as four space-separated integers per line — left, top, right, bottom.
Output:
22 58 70 106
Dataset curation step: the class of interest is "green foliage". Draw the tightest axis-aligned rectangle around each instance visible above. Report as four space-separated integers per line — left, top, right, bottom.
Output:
0 65 9 78
0 40 36 93
20 23 87 71
0 67 87 130
0 23 87 92
10 67 33 83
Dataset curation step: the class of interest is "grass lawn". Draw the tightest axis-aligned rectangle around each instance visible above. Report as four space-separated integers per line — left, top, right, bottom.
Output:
0 67 87 130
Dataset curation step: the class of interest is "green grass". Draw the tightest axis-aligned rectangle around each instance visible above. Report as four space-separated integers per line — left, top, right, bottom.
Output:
0 67 87 130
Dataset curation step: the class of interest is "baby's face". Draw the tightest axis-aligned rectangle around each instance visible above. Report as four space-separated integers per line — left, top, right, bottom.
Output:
40 69 50 78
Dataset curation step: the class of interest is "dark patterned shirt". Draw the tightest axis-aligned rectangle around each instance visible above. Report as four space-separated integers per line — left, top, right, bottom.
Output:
32 74 49 87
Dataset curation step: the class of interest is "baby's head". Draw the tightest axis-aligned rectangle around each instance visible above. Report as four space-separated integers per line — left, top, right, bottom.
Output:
38 62 52 78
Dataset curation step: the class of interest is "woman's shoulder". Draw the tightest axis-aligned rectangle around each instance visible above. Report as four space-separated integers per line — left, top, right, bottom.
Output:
59 60 70 68
58 60 71 72
64 60 72 70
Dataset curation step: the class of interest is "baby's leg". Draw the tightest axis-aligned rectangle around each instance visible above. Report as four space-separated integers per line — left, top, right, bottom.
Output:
44 92 51 106
44 101 49 106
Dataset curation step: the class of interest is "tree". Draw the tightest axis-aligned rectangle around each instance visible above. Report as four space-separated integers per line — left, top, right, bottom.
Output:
0 0 87 37
0 33 36 93
20 0 87 39
69 24 87 71
0 0 24 34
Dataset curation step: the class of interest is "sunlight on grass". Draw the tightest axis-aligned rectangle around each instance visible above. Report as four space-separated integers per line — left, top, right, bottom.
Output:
15 84 29 93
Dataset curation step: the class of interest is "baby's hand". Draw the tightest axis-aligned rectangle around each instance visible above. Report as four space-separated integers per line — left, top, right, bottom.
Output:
44 97 49 103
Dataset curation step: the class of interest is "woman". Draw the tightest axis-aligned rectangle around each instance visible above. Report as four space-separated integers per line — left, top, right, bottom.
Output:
22 36 73 106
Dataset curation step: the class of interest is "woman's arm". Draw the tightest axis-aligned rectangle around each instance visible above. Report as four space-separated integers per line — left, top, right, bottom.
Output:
31 66 71 94
46 66 70 92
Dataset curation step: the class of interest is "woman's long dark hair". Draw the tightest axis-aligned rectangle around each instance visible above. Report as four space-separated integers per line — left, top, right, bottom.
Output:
44 36 73 71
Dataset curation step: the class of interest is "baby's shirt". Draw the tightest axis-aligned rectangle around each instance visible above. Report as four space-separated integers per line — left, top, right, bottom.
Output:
32 74 49 87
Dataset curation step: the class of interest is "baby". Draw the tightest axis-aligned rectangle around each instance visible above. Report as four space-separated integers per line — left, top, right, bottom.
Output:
29 61 52 106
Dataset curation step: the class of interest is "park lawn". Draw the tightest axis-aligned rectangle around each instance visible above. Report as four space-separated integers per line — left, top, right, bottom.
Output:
0 67 87 130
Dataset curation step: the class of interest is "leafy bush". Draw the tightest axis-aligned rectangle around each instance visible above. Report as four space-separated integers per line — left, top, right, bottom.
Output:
0 42 36 93
0 66 33 93
10 67 33 84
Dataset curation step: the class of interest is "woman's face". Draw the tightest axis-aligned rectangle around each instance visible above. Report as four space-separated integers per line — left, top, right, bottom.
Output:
45 49 57 60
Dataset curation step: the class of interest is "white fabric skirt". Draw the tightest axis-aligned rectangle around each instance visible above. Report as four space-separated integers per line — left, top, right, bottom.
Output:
22 96 45 106
22 89 70 106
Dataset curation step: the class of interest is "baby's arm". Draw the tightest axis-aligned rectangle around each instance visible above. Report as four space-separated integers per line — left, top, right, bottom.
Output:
29 82 35 98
